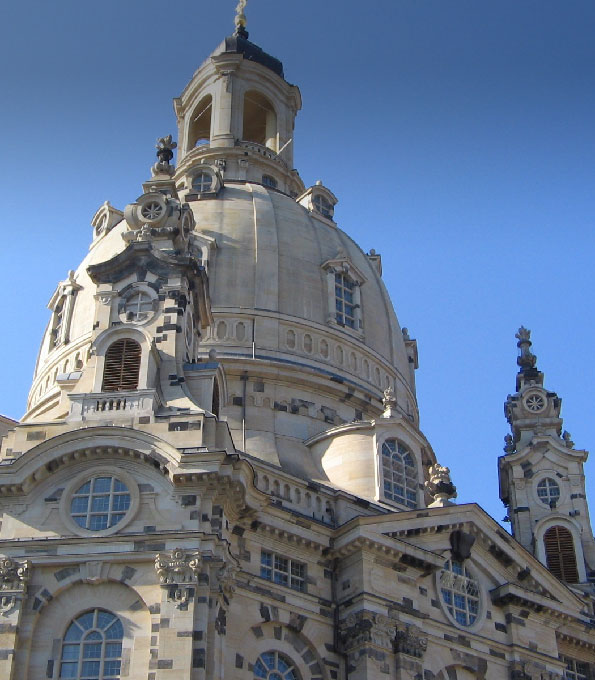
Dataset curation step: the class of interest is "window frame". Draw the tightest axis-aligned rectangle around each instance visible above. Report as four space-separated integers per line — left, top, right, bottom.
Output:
253 651 301 680
562 656 590 680
260 550 306 593
378 437 418 509
437 558 483 630
60 467 139 538
58 608 124 680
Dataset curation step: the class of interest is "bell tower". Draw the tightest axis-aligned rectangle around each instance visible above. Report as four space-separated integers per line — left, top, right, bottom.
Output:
172 9 303 198
499 327 595 589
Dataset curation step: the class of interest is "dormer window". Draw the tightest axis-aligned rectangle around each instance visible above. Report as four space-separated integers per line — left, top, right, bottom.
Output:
313 194 333 218
51 297 65 348
380 438 417 508
192 171 213 193
335 272 356 329
322 254 366 333
47 271 81 351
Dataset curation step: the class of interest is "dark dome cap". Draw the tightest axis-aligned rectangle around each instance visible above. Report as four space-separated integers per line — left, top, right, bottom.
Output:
224 34 284 78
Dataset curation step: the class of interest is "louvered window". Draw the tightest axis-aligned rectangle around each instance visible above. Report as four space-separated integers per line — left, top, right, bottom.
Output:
102 339 141 392
543 525 579 583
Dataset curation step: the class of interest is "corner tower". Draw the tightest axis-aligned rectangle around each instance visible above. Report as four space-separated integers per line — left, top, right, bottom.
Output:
499 327 595 589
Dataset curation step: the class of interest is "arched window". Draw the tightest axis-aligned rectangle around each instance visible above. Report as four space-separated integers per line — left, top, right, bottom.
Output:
102 339 141 392
253 651 299 680
187 94 212 149
262 174 278 189
59 608 123 679
243 91 277 150
192 171 213 193
381 439 417 508
51 297 66 348
543 525 580 583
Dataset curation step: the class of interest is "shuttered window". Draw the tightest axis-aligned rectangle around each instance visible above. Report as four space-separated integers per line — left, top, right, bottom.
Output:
543 526 579 583
102 339 141 392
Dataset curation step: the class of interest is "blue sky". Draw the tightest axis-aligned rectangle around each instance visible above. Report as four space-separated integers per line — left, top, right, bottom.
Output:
2 1 594 525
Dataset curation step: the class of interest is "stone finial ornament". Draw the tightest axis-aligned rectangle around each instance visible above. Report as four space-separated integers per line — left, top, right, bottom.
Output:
425 463 457 507
562 430 574 449
234 0 248 38
381 386 397 418
503 434 515 454
516 326 537 370
152 135 177 177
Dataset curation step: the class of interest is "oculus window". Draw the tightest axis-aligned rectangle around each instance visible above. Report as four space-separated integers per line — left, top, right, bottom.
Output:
70 476 131 531
439 559 480 627
536 477 560 506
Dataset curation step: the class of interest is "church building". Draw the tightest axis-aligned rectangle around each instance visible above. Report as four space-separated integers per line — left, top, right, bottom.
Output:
0 8 593 680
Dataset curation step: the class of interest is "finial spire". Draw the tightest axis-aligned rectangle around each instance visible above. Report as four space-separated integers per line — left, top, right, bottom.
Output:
515 326 537 371
234 0 249 39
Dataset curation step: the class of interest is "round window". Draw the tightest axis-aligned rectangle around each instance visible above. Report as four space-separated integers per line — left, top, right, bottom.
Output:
70 476 131 531
119 288 156 324
140 201 164 221
192 171 213 193
536 477 560 506
439 559 481 627
524 392 546 412
254 652 299 680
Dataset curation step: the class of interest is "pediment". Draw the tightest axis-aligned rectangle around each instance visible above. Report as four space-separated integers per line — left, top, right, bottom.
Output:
346 503 586 615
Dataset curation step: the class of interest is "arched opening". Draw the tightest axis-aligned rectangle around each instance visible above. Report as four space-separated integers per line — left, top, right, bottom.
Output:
380 439 417 508
102 339 141 392
544 525 580 583
187 94 212 150
242 90 277 151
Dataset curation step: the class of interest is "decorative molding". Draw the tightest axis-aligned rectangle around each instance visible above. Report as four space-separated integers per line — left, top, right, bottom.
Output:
394 623 427 658
0 557 30 591
155 548 201 585
339 611 396 653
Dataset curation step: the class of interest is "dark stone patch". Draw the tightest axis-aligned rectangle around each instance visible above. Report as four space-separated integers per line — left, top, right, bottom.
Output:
143 526 156 533
40 589 53 600
134 542 166 552
46 659 54 677
252 626 264 639
489 649 506 659
402 597 414 609
138 416 151 424
236 654 244 669
193 631 203 641
151 623 159 633
419 586 427 596
121 566 136 582
26 430 46 441
320 607 333 618
302 649 314 664
0 649 14 660
54 566 80 582
274 626 282 640
157 660 173 669
495 622 507 633
232 525 245 536
310 663 322 675
159 618 170 628
150 636 157 646
149 604 161 615
181 495 197 507
259 604 271 622
189 421 201 430
192 649 205 669
0 624 16 634
177 631 193 637
431 599 440 608
190 511 199 520
168 421 188 431
233 397 244 406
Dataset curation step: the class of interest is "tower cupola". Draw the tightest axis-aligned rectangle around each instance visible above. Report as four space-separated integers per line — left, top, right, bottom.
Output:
173 14 303 198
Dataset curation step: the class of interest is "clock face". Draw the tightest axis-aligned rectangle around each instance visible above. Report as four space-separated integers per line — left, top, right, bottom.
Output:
524 392 546 413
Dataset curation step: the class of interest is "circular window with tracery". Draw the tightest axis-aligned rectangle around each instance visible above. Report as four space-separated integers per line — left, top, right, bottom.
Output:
524 392 546 412
140 201 165 221
119 288 156 324
439 559 481 627
536 477 560 506
70 476 131 531
254 652 299 680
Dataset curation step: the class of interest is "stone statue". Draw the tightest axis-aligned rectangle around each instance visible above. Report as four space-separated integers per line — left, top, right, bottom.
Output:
425 463 457 507
381 386 397 418
152 135 177 177
503 434 515 454
562 430 574 449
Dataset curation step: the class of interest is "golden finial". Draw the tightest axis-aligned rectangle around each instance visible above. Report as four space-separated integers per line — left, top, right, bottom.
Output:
235 0 248 36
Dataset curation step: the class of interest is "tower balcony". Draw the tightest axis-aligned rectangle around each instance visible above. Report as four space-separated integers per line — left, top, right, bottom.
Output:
67 389 160 423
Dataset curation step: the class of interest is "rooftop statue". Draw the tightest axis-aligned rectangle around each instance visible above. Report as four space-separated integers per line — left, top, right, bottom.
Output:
515 325 537 370
152 135 177 177
235 0 248 38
